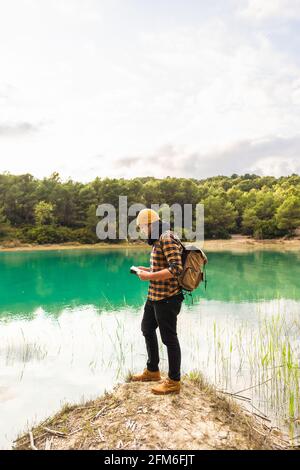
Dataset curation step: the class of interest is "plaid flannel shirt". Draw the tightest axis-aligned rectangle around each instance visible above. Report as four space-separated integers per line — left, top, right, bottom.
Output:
148 230 184 301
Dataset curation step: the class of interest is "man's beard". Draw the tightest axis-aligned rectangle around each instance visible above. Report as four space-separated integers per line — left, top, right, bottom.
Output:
147 219 170 245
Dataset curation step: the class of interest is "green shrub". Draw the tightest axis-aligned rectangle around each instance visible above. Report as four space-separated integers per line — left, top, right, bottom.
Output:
19 225 99 244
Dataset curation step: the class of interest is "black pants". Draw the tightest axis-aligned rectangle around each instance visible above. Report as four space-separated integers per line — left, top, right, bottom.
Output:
141 292 184 381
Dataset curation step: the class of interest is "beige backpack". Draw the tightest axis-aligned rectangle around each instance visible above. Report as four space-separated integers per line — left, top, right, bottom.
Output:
177 243 208 292
160 232 208 293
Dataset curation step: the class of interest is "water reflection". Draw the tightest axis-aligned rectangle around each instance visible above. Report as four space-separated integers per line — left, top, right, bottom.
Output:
1 249 300 318
0 249 300 449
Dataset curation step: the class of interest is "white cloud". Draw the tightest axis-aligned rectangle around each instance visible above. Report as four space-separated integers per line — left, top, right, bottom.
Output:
112 136 300 179
0 1 299 180
237 0 300 20
0 122 39 136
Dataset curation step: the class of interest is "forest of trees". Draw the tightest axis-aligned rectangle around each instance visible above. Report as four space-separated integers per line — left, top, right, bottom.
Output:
0 172 300 244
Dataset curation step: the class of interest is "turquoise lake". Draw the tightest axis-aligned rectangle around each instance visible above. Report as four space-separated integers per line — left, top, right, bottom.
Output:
0 248 300 448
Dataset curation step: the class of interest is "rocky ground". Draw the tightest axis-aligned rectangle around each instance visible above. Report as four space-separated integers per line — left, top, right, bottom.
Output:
13 372 290 451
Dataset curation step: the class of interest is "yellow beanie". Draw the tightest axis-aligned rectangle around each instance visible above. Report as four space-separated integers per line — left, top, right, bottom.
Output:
136 208 160 226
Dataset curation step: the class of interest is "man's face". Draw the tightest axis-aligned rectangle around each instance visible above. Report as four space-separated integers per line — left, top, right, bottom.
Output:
139 223 150 237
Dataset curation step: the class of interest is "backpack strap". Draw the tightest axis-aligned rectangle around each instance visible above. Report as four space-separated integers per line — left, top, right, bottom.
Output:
158 231 194 303
181 289 194 304
158 231 186 262
159 233 208 291
203 263 207 290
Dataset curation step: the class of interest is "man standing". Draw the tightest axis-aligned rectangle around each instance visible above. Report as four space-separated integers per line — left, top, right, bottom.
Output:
131 208 184 395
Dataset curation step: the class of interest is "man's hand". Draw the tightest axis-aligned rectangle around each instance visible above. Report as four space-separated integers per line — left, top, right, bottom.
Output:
137 266 150 272
137 270 152 281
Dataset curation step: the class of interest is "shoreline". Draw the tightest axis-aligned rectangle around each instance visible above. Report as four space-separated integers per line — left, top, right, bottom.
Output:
13 371 289 451
1 235 300 252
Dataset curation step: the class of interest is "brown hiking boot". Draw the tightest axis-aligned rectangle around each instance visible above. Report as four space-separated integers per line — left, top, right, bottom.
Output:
131 368 161 382
151 377 181 395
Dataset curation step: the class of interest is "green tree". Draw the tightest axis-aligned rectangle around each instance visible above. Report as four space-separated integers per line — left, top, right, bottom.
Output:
0 205 10 237
241 190 283 238
242 207 258 235
0 172 299 244
276 196 300 234
34 201 55 226
203 195 238 238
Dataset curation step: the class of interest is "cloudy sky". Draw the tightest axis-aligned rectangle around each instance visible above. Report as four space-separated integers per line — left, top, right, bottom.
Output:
1 0 300 181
